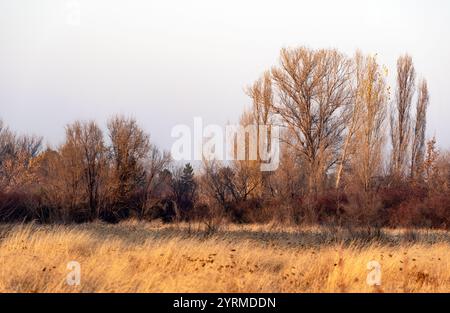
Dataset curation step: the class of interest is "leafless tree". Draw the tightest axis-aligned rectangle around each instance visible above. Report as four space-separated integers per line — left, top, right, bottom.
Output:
335 53 361 189
391 54 415 178
351 53 389 192
411 79 429 180
247 71 273 128
63 121 107 219
423 137 439 188
0 123 18 189
0 120 43 191
138 144 171 218
270 138 308 201
271 47 354 195
246 71 277 195
201 160 229 211
107 115 150 213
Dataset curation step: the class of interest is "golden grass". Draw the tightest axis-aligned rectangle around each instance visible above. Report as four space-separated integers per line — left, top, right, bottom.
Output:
0 221 449 293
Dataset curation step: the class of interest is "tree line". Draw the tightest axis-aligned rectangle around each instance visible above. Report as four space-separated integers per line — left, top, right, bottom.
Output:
1 46 449 228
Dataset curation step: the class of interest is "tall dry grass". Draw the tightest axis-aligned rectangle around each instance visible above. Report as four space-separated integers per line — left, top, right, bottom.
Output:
0 221 449 292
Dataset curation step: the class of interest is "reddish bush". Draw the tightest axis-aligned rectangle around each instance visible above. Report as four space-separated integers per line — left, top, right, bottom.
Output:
383 184 449 229
0 191 44 222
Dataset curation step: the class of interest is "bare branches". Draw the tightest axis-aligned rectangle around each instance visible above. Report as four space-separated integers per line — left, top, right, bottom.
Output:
0 120 43 191
271 47 354 194
411 79 429 180
351 53 389 191
63 120 106 219
246 71 274 127
391 54 416 178
107 115 150 215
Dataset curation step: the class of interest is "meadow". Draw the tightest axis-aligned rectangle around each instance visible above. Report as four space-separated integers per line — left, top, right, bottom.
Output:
0 221 449 293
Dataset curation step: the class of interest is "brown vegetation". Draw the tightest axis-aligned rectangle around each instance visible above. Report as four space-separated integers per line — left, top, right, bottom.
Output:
1 47 450 229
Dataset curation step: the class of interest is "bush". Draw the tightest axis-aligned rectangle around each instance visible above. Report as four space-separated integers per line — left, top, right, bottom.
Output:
0 191 45 223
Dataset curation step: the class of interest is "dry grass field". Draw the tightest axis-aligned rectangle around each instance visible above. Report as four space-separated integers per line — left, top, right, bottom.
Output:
0 221 449 293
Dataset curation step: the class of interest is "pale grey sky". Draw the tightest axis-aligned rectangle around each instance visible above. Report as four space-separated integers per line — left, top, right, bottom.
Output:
1 0 449 150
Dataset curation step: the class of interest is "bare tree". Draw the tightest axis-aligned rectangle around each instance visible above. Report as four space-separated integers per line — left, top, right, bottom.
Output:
351 53 389 192
58 137 86 220
138 144 171 218
107 115 150 215
201 160 230 211
410 79 429 180
0 120 43 191
270 138 307 201
271 47 354 195
229 110 264 199
391 54 415 178
0 123 19 189
63 121 106 219
246 71 277 195
230 161 261 202
31 148 68 220
335 53 362 189
247 71 273 126
423 137 439 188
38 121 105 221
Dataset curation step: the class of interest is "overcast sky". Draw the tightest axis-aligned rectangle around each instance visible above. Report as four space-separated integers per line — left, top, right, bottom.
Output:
1 0 449 151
